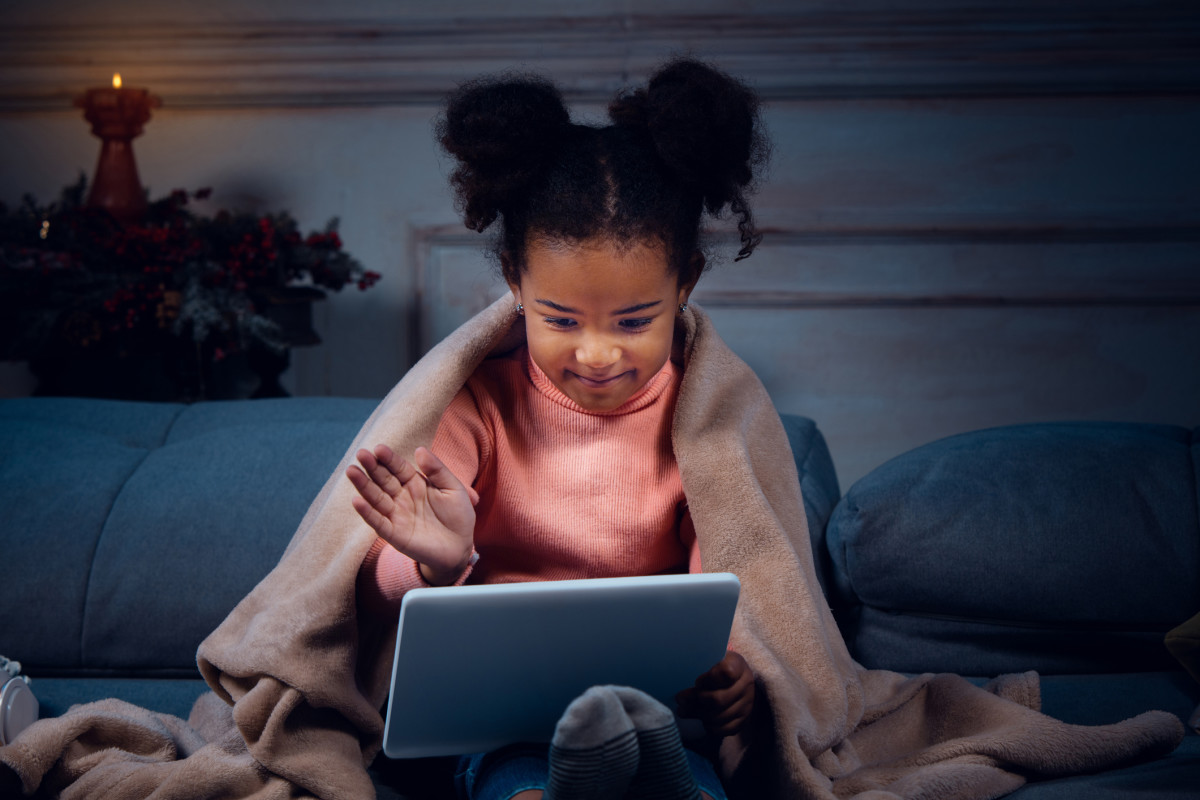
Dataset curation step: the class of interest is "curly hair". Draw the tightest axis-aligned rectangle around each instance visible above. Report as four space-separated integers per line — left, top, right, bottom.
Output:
436 57 769 287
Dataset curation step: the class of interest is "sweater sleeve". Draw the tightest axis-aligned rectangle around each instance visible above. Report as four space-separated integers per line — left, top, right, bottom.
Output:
356 538 427 617
356 538 477 617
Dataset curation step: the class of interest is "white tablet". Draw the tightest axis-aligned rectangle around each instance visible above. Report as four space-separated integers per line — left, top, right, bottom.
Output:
382 572 741 759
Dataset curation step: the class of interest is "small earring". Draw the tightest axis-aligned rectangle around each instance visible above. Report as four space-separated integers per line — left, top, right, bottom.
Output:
516 303 524 314
678 303 688 313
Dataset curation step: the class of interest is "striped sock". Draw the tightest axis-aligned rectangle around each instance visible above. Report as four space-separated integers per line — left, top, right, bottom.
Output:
545 686 640 800
610 686 700 800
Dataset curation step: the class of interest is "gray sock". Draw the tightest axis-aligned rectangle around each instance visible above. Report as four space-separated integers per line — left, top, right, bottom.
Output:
609 686 700 800
545 686 640 800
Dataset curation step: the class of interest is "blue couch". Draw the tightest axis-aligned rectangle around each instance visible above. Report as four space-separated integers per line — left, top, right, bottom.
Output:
0 396 1195 798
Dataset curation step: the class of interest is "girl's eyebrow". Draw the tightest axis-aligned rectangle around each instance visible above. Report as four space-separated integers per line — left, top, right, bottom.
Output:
613 301 662 315
534 299 575 313
533 299 662 315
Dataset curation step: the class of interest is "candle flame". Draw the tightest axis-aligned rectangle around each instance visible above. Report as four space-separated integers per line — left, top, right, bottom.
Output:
112 73 122 89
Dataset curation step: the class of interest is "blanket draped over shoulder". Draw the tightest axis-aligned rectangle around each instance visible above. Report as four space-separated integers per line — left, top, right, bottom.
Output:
0 298 1183 800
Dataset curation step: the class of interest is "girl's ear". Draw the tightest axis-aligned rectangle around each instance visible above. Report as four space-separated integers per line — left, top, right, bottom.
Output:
677 250 705 305
501 252 522 306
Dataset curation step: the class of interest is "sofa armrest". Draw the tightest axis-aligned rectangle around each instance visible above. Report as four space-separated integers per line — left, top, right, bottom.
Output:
826 421 1200 676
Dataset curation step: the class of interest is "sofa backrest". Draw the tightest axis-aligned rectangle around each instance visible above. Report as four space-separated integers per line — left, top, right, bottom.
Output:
778 413 842 595
0 397 378 678
825 421 1200 676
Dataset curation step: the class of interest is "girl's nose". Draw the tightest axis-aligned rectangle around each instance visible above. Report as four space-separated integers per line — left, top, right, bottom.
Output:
575 335 620 369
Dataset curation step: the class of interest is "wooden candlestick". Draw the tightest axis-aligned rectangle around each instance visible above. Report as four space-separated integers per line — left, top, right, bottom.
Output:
74 75 162 223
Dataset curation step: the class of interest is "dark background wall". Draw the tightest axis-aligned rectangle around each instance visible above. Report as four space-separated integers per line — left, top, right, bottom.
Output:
2 0 1197 484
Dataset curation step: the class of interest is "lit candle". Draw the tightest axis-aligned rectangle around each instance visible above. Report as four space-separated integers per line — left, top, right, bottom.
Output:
75 74 162 223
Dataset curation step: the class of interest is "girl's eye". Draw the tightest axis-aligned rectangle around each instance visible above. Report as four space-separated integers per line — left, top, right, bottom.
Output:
619 317 653 330
543 317 576 329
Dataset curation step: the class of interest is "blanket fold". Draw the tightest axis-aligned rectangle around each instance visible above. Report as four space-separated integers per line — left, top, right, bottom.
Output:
0 297 1183 799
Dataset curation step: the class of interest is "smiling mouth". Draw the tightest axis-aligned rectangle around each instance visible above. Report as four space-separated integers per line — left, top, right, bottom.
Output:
571 371 628 389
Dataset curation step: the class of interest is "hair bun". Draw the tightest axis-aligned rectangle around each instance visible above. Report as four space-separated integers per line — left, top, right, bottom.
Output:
610 58 768 258
438 75 571 232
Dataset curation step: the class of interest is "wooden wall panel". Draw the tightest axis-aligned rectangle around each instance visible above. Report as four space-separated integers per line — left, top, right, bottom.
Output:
4 2 1198 109
715 306 1199 485
696 239 1200 306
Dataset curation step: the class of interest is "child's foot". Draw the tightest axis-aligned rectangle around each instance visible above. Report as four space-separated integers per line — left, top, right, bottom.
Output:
545 686 640 800
609 686 700 800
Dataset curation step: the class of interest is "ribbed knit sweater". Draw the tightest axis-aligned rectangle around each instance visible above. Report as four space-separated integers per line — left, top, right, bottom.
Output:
358 346 700 612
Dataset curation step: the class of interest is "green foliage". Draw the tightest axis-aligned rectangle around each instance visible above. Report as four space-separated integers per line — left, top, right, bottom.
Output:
0 177 380 362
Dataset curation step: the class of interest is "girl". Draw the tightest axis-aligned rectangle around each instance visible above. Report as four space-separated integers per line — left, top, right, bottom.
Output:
347 58 768 800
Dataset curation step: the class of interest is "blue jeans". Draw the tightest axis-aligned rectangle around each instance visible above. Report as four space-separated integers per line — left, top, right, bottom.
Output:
454 742 727 800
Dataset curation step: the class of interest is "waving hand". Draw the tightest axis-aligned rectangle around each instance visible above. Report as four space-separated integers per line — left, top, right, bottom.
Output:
346 444 478 586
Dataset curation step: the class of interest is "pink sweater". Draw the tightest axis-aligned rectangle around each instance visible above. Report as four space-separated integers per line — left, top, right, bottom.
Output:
358 346 700 613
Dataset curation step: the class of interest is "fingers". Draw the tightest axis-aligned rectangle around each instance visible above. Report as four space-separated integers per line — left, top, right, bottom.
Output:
346 462 393 530
413 446 469 494
677 686 754 736
346 459 389 507
693 655 741 691
347 447 418 499
345 444 476 550
700 691 755 737
675 680 754 735
365 445 421 496
350 493 394 538
676 673 749 715
346 447 416 538
350 445 464 498
675 651 756 737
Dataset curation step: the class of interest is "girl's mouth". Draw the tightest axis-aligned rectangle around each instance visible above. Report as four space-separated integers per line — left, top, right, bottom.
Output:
572 371 628 389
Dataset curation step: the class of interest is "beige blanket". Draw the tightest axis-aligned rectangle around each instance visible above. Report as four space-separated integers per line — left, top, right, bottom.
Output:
0 298 1183 800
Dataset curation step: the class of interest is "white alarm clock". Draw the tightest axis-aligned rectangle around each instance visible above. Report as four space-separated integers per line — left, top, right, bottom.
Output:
0 656 38 746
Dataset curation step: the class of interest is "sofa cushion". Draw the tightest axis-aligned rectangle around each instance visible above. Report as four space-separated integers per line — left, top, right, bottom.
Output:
1005 731 1199 800
0 397 376 677
826 421 1200 675
30 677 210 721
1006 671 1199 799
0 399 184 671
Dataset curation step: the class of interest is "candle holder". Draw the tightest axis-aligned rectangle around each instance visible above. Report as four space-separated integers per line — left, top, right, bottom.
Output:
74 76 162 224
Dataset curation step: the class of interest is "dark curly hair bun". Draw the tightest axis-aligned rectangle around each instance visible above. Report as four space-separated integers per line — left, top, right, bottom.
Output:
610 58 768 259
437 74 571 232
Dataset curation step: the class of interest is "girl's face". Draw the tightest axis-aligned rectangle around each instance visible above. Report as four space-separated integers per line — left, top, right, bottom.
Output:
507 237 694 413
